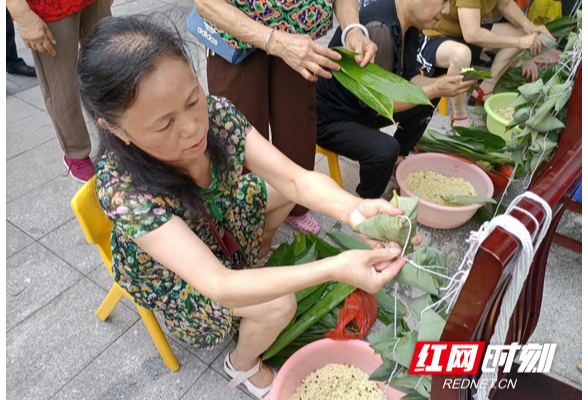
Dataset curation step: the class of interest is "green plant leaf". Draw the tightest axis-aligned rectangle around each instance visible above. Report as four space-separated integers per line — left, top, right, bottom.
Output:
417 309 447 342
353 191 419 251
470 106 487 115
442 195 497 205
292 233 307 257
370 363 395 381
453 126 506 149
295 243 318 265
401 391 429 400
408 294 433 320
327 231 371 250
295 282 328 317
530 114 566 133
516 34 557 65
375 289 408 316
332 68 396 122
459 68 493 80
308 232 341 258
392 331 418 369
332 47 433 107
262 282 355 360
266 243 295 267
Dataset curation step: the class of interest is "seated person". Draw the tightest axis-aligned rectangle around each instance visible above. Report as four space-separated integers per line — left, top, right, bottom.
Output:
316 0 473 199
418 0 554 127
77 15 420 400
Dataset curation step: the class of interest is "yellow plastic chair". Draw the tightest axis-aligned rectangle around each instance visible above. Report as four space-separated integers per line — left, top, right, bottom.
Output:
419 69 448 115
71 176 180 372
316 145 342 188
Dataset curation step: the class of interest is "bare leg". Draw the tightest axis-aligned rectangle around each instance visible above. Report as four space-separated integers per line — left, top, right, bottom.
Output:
231 294 297 388
478 23 525 98
435 41 472 127
259 183 295 258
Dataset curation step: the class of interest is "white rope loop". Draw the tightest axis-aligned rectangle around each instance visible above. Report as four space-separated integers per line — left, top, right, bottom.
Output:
376 191 552 400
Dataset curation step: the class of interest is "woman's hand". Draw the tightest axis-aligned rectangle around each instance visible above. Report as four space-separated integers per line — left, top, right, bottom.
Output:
521 60 539 82
344 28 378 67
269 31 342 82
347 198 422 250
335 245 406 293
16 10 56 56
432 75 476 98
522 22 556 41
517 33 546 55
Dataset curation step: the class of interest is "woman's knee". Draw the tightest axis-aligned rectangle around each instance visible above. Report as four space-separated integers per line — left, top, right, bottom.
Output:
449 44 472 68
264 294 297 324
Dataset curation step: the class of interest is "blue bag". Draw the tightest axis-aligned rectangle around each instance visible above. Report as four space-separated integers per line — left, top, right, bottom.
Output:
186 8 255 65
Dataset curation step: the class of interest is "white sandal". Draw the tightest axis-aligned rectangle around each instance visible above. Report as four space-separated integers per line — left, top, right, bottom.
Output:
223 352 275 399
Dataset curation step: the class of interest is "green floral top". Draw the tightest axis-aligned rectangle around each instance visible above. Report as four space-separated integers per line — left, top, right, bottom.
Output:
209 0 334 49
96 96 268 349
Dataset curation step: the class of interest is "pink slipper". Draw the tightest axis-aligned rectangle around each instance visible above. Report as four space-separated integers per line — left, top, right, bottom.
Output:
285 212 321 235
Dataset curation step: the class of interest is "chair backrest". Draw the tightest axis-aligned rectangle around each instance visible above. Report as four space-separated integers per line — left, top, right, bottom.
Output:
430 65 582 399
70 176 114 272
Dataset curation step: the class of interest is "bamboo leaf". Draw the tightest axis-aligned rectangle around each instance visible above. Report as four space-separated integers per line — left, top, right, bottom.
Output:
266 243 295 267
516 34 557 65
408 294 433 320
332 47 432 106
327 231 371 250
453 126 506 149
401 391 429 400
308 232 342 258
332 69 396 122
295 282 328 317
470 106 487 115
417 309 447 342
262 282 355 360
292 233 307 257
531 114 566 133
370 363 395 381
353 191 419 251
375 289 408 316
459 68 493 80
392 331 418 368
442 195 497 205
295 243 318 265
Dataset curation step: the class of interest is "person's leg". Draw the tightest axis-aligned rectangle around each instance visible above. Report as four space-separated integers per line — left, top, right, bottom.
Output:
318 120 399 198
258 183 295 258
269 57 317 215
477 23 525 98
231 294 297 388
434 40 472 127
33 13 92 160
207 51 270 139
6 9 26 71
392 102 438 156
79 0 111 40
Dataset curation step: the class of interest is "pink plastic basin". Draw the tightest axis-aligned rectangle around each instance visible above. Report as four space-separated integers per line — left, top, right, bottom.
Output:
396 153 494 229
270 339 404 400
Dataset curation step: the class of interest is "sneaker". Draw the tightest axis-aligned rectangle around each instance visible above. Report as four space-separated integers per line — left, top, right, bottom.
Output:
63 156 95 183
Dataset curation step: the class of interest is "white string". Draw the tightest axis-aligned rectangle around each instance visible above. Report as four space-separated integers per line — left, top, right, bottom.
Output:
475 192 552 400
376 191 552 399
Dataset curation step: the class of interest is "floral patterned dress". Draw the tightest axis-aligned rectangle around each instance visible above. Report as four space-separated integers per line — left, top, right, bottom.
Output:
96 96 267 349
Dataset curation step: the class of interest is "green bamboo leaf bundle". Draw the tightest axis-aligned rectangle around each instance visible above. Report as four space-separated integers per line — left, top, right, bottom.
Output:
353 191 419 252
389 373 432 398
516 33 557 65
417 309 447 342
459 67 493 81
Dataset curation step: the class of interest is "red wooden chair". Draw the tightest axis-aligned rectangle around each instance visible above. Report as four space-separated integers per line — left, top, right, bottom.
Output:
430 65 582 399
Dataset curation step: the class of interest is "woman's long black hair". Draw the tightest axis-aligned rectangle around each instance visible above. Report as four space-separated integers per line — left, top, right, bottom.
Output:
77 14 229 215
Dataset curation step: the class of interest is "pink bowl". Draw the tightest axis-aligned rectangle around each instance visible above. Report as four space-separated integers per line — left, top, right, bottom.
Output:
270 339 405 400
396 153 494 229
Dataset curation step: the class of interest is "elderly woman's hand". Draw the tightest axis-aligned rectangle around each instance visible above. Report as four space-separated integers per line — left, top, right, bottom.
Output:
522 21 556 42
521 60 539 82
432 75 476 98
344 28 378 67
268 31 343 82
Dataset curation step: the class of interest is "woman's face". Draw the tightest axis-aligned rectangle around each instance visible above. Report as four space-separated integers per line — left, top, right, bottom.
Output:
411 0 450 30
117 56 209 169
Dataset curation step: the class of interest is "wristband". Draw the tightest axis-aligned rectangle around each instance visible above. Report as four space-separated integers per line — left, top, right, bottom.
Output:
341 23 369 49
265 28 276 55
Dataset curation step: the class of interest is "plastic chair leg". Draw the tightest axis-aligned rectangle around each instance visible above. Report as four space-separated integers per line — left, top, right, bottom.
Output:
95 284 124 321
327 154 343 188
439 96 448 115
135 306 180 371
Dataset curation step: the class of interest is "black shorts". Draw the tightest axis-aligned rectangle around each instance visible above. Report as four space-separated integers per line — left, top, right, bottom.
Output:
417 25 493 77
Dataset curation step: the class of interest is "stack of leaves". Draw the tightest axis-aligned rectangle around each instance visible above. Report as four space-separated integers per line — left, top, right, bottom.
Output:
261 230 408 368
505 21 580 175
329 47 432 122
352 194 451 399
416 127 516 195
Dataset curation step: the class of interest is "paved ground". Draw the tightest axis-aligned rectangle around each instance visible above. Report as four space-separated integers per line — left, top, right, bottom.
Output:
6 1 582 399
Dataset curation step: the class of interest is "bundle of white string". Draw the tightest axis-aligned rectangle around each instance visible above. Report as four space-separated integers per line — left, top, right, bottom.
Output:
377 192 552 400
475 192 552 400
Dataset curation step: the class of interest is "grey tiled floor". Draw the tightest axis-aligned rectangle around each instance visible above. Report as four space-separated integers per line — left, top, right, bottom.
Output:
6 1 582 399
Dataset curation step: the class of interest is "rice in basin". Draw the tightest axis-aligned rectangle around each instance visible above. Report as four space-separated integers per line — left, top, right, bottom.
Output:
404 171 476 207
